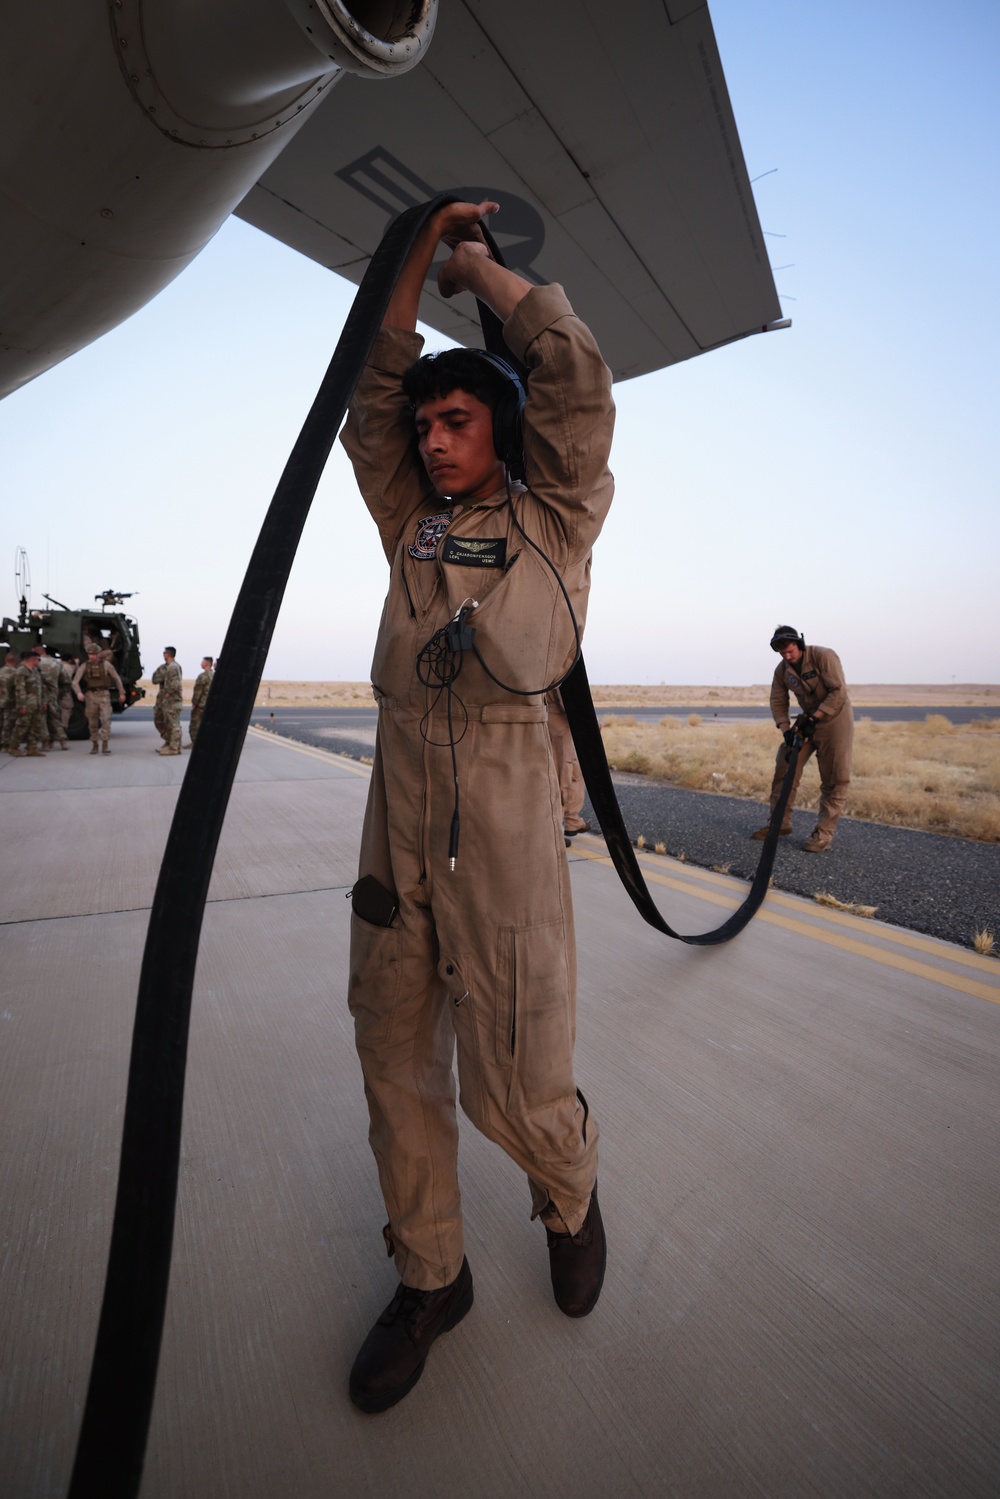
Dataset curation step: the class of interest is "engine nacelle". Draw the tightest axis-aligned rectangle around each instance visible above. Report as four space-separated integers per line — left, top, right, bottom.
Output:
0 0 438 398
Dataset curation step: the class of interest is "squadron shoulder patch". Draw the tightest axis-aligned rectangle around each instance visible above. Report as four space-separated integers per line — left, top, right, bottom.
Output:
440 535 508 568
408 512 452 560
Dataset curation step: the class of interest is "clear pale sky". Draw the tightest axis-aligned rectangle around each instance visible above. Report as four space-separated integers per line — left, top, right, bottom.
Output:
2 0 997 686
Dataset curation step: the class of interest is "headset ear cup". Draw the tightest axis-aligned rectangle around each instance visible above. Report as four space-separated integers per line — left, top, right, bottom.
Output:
471 350 525 477
493 388 522 467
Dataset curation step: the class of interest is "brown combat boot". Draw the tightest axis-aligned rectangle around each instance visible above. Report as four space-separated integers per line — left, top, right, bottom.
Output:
26 747 47 757
102 743 112 754
90 742 99 755
752 823 791 840
156 747 180 755
349 1258 474 1413
802 831 832 852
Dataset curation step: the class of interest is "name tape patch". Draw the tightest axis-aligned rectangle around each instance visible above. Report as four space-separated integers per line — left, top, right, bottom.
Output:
440 535 507 569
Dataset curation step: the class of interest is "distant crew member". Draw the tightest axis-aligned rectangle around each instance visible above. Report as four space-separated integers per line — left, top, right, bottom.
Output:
33 644 69 751
545 688 589 840
187 656 214 745
151 647 183 755
73 646 125 754
9 651 47 757
0 650 19 753
753 625 854 852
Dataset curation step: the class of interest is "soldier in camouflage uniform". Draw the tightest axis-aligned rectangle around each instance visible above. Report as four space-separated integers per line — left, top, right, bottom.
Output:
59 657 76 733
9 651 47 757
0 650 19 752
187 656 214 745
33 644 69 750
151 647 183 754
72 646 125 754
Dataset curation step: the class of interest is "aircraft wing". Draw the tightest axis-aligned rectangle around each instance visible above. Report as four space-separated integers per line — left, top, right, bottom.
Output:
236 0 784 380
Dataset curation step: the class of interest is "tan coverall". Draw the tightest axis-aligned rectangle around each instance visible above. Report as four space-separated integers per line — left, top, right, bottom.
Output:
340 284 615 1291
545 689 588 833
767 644 854 844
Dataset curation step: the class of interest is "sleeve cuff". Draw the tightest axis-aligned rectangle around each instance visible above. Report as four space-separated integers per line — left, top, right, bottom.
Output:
503 284 574 362
368 326 425 374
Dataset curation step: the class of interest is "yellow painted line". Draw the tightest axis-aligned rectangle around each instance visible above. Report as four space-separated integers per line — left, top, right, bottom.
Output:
247 725 373 778
571 843 1000 1007
575 834 1000 976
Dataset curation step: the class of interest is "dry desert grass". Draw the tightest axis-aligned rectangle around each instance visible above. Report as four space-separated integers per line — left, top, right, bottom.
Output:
141 679 999 710
138 679 377 707
600 713 1000 843
137 677 1000 840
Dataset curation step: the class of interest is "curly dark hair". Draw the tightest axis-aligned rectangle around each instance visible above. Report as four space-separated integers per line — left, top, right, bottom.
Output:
401 349 509 413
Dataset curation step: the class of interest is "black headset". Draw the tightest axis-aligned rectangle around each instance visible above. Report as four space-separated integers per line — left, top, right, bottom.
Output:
469 350 526 480
770 624 805 652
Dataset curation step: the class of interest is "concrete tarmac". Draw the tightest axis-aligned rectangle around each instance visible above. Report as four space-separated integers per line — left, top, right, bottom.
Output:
2 721 998 1498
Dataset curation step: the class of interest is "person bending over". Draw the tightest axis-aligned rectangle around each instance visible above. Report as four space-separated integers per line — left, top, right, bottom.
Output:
752 624 853 852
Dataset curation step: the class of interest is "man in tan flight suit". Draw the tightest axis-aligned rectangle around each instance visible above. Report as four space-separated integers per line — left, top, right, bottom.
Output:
72 646 125 753
340 199 615 1413
9 651 47 756
151 647 183 754
33 645 69 750
752 625 854 852
187 656 214 745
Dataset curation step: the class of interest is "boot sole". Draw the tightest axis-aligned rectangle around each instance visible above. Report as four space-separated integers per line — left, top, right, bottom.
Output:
349 1277 474 1414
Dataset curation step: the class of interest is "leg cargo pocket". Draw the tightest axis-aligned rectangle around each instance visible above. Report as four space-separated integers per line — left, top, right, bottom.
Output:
348 911 402 1050
496 920 574 1111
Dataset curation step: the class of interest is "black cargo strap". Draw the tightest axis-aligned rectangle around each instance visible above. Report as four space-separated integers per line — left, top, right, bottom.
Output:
67 192 466 1499
476 227 801 946
560 655 802 945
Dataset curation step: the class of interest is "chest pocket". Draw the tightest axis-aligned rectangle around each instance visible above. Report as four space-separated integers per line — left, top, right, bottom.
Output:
440 535 507 569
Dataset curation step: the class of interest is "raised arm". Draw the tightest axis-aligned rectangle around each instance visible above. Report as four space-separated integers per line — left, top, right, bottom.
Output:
438 239 533 323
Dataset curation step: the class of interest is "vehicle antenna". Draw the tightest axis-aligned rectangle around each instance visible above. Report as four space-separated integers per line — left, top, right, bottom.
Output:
14 546 31 627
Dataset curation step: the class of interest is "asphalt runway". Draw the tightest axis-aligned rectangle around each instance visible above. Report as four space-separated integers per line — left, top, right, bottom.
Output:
243 703 998 728
3 721 998 1499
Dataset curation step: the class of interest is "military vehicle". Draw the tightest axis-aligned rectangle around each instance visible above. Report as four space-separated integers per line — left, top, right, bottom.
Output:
2 552 145 739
